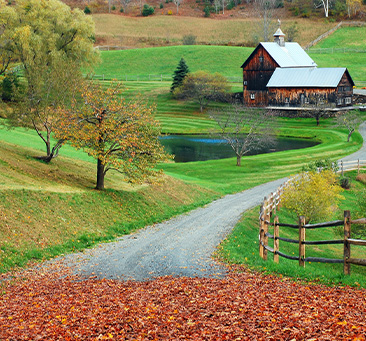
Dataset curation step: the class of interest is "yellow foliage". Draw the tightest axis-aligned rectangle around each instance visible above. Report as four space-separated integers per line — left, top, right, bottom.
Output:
281 170 343 223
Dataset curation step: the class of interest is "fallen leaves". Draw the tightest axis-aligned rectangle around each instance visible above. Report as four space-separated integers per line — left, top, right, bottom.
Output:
0 265 365 340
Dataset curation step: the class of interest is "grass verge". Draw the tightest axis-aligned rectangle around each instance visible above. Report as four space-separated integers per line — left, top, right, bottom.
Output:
219 171 366 288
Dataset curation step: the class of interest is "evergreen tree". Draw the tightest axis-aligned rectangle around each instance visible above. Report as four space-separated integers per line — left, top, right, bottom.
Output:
170 58 189 93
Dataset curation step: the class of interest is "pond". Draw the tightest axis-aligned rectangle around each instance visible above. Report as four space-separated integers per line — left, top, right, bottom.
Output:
160 135 318 163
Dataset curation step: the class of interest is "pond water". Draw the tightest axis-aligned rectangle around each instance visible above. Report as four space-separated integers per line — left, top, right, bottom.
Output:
160 135 318 163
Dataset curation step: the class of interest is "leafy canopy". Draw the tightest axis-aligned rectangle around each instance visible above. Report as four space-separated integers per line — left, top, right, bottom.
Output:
55 82 170 189
281 170 343 223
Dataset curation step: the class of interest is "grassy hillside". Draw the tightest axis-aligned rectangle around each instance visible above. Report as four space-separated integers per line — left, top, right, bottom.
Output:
94 37 366 85
93 14 335 48
0 140 218 273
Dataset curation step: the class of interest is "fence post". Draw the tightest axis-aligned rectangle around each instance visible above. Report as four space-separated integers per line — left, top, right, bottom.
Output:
259 202 265 259
263 211 269 261
358 159 360 175
273 216 279 263
344 210 351 275
299 216 306 267
341 160 344 176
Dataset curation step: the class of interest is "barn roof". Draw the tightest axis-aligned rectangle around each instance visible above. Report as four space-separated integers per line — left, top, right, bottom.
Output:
266 67 354 88
260 42 317 68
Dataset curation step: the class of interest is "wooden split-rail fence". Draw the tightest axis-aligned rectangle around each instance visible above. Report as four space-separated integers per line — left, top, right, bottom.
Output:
259 160 366 275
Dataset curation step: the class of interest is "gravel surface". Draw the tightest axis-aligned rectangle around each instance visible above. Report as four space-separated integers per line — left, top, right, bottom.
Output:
59 178 285 281
55 123 366 281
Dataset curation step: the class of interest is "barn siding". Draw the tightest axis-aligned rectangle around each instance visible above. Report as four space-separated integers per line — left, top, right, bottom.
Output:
268 88 338 107
243 46 278 105
336 73 353 106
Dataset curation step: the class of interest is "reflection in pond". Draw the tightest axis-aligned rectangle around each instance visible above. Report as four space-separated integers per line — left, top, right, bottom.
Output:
160 135 318 163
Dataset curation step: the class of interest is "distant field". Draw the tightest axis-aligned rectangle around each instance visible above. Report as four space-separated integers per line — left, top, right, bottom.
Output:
94 43 366 86
311 26 366 49
93 14 335 48
94 45 250 80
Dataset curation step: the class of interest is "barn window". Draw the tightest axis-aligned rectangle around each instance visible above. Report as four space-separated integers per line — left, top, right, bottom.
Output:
250 93 255 100
285 97 289 103
304 97 309 104
345 97 352 104
338 86 343 92
344 86 350 91
337 98 343 105
243 81 247 85
259 56 264 62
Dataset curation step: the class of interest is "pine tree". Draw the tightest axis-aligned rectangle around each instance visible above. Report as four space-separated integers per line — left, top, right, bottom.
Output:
170 58 189 93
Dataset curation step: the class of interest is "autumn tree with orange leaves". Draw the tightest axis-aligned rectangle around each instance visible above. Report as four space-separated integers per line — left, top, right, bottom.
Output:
55 83 170 190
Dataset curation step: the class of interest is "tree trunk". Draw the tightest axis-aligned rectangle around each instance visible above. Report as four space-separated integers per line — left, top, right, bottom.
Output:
96 158 105 190
347 129 354 142
236 155 241 167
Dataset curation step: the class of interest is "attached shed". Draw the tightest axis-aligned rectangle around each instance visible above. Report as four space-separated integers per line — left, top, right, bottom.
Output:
267 67 354 108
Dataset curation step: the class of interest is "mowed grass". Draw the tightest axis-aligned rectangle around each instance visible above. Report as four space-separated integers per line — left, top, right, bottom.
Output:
219 171 366 288
311 26 366 49
308 26 366 85
0 140 218 273
94 45 249 79
93 14 335 47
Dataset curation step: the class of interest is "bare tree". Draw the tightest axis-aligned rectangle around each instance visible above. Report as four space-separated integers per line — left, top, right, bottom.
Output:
173 0 183 14
314 0 329 17
119 0 132 13
253 0 277 42
209 105 276 166
335 111 362 142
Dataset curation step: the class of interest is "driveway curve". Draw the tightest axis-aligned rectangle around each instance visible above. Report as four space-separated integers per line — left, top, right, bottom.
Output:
58 122 366 281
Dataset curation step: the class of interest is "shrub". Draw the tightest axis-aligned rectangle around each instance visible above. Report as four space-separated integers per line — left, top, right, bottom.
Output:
142 4 154 16
84 6 91 14
204 6 210 17
340 177 351 189
120 7 124 12
275 0 284 7
227 0 235 10
1 73 20 102
302 158 338 173
182 34 196 45
167 9 173 14
281 171 343 223
160 3 164 8
111 5 116 10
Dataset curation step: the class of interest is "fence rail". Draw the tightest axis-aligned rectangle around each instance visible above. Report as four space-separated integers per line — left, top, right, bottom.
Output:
259 210 366 275
259 159 366 275
88 74 243 83
309 47 366 54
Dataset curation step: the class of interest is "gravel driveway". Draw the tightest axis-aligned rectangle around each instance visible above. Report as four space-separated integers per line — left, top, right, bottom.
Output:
59 178 285 281
57 122 366 281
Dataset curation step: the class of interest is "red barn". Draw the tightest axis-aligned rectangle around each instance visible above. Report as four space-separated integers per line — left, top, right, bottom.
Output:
241 28 354 109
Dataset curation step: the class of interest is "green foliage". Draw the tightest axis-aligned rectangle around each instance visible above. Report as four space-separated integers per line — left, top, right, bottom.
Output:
84 6 91 14
340 176 351 189
302 158 338 172
142 4 155 16
0 0 98 160
281 171 343 223
204 6 210 17
1 73 20 102
182 34 196 45
111 5 116 10
160 3 164 8
55 82 170 190
120 7 124 12
170 57 190 93
173 71 230 112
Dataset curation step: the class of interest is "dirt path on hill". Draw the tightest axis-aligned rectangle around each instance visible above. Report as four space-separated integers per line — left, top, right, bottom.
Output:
54 122 366 281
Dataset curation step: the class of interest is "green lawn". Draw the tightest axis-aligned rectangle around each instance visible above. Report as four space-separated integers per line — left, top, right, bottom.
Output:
219 171 366 288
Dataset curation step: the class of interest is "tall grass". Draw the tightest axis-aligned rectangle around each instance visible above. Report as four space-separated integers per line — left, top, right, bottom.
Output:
93 14 335 48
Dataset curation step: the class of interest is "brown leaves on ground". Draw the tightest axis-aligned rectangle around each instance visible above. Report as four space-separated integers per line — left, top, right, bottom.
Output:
0 266 365 340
